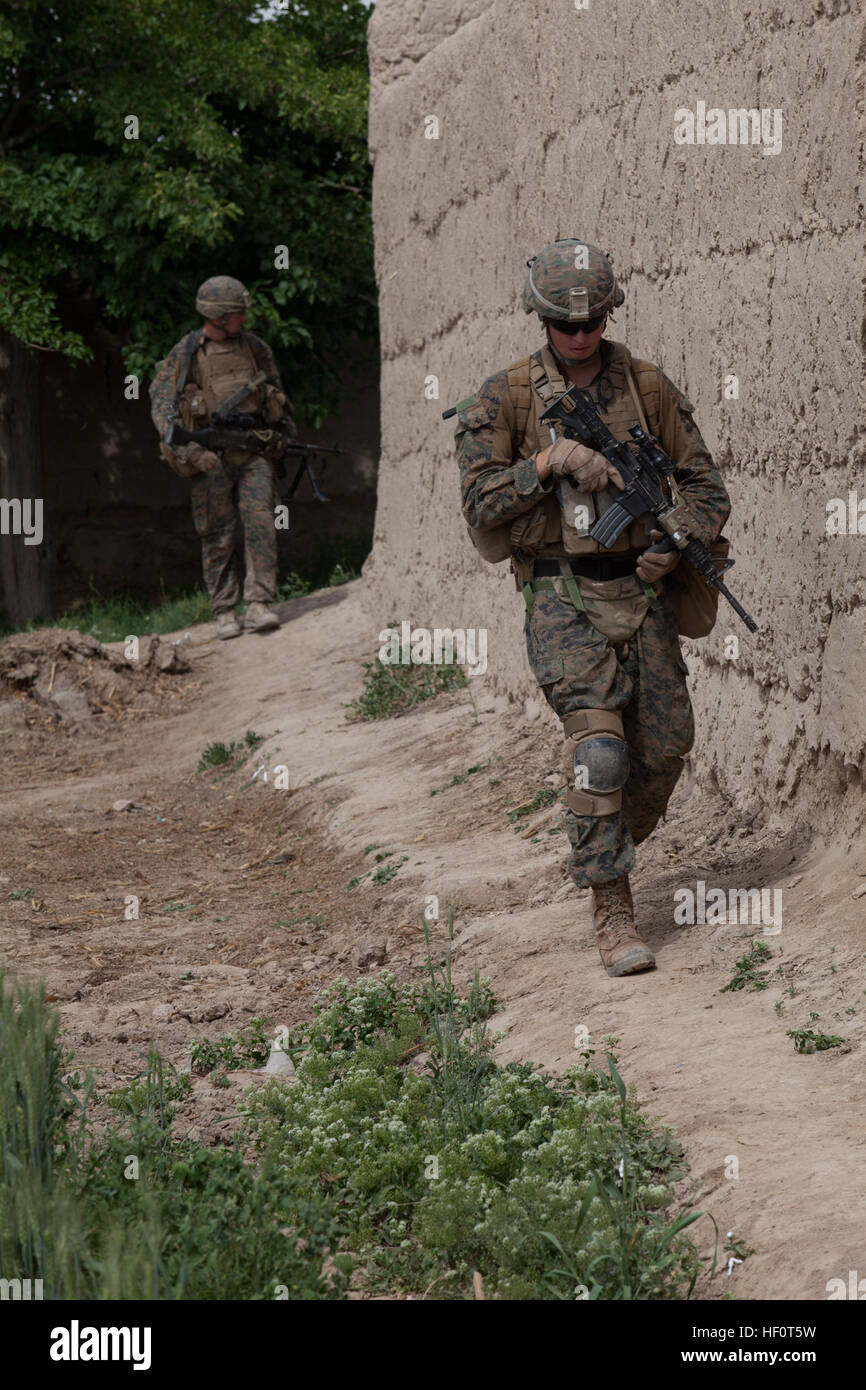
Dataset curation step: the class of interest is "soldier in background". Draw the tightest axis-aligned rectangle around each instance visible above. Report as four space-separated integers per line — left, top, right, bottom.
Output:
456 240 731 977
150 276 294 639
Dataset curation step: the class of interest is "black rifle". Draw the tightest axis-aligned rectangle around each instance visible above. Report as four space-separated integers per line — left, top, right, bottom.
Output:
166 415 345 502
539 385 758 633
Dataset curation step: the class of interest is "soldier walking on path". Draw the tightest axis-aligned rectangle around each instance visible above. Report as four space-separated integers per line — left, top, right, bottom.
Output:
150 276 294 639
455 239 732 977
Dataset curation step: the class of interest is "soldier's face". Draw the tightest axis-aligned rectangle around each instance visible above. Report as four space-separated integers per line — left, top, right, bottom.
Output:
546 316 606 363
223 310 247 335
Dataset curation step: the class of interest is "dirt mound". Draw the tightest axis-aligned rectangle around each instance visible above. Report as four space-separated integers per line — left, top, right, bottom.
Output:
0 628 192 727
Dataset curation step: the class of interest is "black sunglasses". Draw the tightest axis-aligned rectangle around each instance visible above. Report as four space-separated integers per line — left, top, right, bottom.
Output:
552 314 606 336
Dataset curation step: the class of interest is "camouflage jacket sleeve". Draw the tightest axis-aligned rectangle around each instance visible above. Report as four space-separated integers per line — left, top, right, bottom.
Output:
149 335 198 468
456 370 555 529
246 333 297 438
149 336 187 437
655 371 731 547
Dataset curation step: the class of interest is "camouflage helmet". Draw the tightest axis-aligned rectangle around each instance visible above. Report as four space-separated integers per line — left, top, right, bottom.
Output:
195 275 251 321
522 239 624 322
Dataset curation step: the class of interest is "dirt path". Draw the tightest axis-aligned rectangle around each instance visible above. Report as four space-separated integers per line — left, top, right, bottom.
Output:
1 583 863 1300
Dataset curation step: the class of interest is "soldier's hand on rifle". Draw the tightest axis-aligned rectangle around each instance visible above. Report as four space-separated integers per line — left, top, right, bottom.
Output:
188 445 221 474
636 529 682 582
537 438 624 492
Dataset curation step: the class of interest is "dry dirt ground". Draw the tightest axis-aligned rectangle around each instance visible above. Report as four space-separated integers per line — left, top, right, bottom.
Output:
1 584 865 1301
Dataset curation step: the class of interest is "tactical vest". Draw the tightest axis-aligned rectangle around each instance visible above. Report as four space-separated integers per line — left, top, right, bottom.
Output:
192 335 266 419
500 342 661 574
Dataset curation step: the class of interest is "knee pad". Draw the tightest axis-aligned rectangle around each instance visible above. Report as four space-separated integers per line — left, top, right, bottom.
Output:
563 709 629 816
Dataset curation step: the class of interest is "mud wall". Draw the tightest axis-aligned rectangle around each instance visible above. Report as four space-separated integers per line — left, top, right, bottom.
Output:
364 0 865 830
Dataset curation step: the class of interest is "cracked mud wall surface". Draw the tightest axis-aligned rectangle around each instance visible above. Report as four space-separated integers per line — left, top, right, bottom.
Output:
364 0 865 833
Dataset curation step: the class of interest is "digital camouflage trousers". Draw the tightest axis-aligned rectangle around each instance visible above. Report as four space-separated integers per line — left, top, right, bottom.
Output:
190 452 277 614
524 584 695 887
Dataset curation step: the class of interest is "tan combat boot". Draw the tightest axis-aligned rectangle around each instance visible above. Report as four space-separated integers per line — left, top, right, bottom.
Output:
217 611 243 640
591 875 656 977
244 602 281 633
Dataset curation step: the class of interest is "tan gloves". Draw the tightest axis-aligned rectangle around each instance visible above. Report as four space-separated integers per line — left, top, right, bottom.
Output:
187 445 221 473
635 529 682 581
537 438 624 492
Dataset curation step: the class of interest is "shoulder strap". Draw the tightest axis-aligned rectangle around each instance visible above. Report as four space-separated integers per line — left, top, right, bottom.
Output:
622 355 650 434
505 357 532 449
531 346 567 403
506 349 568 452
171 329 203 412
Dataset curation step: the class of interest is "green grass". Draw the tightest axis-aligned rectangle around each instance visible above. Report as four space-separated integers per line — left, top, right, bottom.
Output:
0 979 340 1300
0 583 214 645
105 1058 192 1116
348 654 468 722
507 788 562 824
0 529 373 643
430 761 493 797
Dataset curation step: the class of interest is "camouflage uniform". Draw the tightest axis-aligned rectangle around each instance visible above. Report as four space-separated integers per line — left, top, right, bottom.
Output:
456 261 730 891
149 282 295 617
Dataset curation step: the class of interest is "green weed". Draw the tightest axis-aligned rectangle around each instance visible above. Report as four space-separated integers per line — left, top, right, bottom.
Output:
348 651 468 722
196 730 265 774
507 788 562 824
430 762 491 797
721 940 772 993
105 1052 192 1119
786 1028 845 1054
189 1017 272 1075
245 930 703 1300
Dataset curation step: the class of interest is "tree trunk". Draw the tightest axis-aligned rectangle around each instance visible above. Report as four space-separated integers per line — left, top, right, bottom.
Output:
0 329 55 626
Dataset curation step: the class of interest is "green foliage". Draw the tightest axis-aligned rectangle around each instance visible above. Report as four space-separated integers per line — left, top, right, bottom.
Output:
371 856 408 885
1 0 376 424
0 525 373 640
0 582 212 643
189 1017 272 1075
197 741 235 770
786 1028 845 1054
721 939 773 993
1 1003 339 1299
430 761 493 797
724 1233 755 1262
278 968 497 1064
507 788 562 824
105 1051 192 1118
348 654 469 722
247 961 701 1299
0 969 87 1289
1 960 702 1301
275 571 313 601
276 528 372 600
196 731 264 773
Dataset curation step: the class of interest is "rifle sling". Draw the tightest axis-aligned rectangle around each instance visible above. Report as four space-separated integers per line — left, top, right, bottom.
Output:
167 329 204 438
